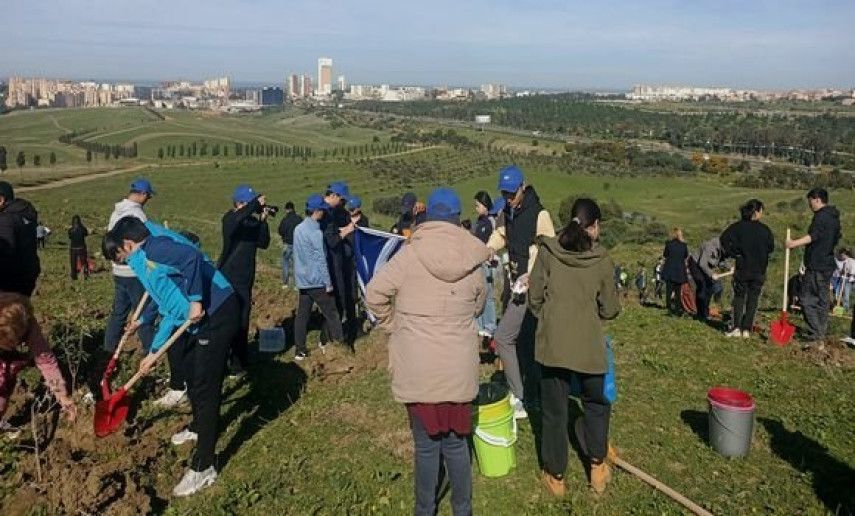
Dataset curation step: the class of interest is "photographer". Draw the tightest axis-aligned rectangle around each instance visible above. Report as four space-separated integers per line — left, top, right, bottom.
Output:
218 185 271 374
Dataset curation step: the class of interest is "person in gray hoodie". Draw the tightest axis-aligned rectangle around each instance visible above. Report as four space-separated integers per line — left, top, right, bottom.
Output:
688 237 729 323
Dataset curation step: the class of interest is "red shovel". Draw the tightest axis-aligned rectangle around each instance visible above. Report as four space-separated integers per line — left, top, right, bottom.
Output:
94 320 193 437
770 228 796 346
99 293 149 400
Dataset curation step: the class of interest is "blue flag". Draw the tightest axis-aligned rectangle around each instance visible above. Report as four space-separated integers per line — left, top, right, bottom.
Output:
354 227 406 322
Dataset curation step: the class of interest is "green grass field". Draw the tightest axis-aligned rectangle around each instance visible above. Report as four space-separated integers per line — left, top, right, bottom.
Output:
0 110 853 514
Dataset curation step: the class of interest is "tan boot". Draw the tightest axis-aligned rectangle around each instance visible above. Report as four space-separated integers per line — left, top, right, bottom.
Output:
590 461 611 494
541 470 566 497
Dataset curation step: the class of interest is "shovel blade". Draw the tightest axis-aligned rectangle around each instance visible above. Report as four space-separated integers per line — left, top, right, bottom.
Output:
770 312 795 347
93 388 130 438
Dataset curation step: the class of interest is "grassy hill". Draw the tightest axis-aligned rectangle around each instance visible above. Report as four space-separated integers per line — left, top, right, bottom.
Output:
0 110 853 514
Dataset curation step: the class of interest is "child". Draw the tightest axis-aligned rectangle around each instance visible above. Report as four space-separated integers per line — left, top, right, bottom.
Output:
635 265 648 303
0 293 76 431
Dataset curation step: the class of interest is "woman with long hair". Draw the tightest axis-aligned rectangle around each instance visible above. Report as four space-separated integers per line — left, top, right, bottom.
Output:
529 198 621 496
662 227 688 315
67 215 89 280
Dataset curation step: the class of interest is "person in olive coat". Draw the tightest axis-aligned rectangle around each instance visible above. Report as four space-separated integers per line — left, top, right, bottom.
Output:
662 227 689 316
529 198 621 497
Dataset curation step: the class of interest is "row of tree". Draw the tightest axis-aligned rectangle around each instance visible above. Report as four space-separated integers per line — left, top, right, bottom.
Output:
155 141 412 161
58 131 138 160
0 146 57 171
353 95 855 167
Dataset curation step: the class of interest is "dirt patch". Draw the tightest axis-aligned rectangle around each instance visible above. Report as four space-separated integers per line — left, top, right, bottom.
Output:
790 339 855 370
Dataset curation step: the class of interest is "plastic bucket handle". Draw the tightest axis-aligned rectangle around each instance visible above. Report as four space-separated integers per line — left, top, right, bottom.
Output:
474 417 517 448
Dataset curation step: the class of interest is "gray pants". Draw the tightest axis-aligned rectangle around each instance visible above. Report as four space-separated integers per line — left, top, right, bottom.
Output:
800 269 833 341
494 298 529 401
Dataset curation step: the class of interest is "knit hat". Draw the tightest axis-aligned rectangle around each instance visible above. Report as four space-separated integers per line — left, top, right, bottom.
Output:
426 187 461 223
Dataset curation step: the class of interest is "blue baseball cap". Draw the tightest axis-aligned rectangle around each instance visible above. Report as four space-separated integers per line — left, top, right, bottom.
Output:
130 178 155 195
232 184 259 203
327 181 350 199
489 197 506 216
498 165 524 193
345 196 362 210
306 194 331 212
426 187 462 223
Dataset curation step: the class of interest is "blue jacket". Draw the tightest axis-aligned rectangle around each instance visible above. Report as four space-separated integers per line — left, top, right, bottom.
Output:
293 217 332 290
131 222 234 352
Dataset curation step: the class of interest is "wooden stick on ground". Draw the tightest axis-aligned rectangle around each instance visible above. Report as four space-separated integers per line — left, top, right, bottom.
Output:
608 447 713 516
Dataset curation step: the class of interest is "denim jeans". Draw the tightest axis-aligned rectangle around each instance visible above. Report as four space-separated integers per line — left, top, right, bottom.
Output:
409 411 472 516
281 244 294 286
475 264 497 336
103 275 154 353
843 282 852 310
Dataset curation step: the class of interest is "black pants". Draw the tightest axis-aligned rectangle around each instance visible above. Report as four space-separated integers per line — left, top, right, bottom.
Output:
70 247 89 280
689 260 713 321
732 277 764 331
229 284 252 369
801 269 833 341
295 288 344 354
540 367 610 476
665 281 684 315
175 296 239 471
331 256 357 340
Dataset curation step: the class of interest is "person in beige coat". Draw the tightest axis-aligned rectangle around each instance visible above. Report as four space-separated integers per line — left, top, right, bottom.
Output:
366 187 490 516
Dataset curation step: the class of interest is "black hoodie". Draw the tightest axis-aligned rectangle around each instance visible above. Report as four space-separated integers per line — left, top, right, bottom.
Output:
804 205 842 272
0 198 41 295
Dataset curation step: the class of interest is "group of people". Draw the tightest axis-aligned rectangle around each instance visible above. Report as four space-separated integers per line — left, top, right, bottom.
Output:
659 188 843 344
0 165 847 512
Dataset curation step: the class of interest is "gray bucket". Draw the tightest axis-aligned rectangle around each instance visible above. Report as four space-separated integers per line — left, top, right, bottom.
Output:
707 387 755 458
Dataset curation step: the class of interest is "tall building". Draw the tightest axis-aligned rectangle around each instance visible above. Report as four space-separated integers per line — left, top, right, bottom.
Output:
336 75 346 92
301 75 312 98
288 74 301 98
317 57 332 95
260 86 284 106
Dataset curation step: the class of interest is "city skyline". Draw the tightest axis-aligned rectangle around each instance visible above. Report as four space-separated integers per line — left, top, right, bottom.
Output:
4 0 855 89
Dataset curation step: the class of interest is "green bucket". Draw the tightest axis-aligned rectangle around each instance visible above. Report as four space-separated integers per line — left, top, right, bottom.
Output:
473 387 517 478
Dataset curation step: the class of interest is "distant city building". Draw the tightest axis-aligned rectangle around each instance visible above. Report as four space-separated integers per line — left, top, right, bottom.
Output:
301 75 312 98
317 57 333 95
336 75 346 92
288 74 301 98
260 86 284 106
245 89 260 104
480 83 506 99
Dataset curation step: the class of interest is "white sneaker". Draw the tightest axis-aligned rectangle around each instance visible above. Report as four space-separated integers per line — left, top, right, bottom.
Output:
172 466 217 497
171 429 198 446
724 328 742 338
742 330 751 339
509 393 528 420
155 389 188 408
478 330 492 338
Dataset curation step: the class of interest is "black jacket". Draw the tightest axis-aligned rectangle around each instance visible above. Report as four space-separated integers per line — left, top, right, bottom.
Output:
662 238 688 284
68 225 89 249
473 214 493 244
218 199 270 288
720 220 775 280
501 186 544 280
277 211 302 245
0 198 41 296
804 205 841 272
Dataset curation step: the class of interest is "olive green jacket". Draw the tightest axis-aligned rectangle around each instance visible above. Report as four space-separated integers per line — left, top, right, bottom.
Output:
528 237 621 374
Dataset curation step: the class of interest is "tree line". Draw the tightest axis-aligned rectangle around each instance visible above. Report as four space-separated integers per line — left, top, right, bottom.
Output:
155 140 411 161
58 131 138 160
0 145 57 171
352 94 855 167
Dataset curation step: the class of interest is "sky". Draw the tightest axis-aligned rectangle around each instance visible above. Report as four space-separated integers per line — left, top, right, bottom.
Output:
3 0 854 90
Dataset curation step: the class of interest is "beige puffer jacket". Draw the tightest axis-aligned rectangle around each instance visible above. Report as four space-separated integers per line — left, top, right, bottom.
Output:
366 221 490 403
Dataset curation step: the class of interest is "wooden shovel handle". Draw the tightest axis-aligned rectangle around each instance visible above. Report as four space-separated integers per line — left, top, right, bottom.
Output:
611 455 713 516
110 292 150 361
122 319 194 391
782 228 791 313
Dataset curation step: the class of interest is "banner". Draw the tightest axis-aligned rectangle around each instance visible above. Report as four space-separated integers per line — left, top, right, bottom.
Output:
353 227 406 322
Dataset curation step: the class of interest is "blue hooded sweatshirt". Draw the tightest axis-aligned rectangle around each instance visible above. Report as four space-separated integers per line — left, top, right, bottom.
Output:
131 221 234 352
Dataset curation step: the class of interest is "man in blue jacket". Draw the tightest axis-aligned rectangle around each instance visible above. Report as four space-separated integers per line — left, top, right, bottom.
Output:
102 216 238 497
293 194 344 360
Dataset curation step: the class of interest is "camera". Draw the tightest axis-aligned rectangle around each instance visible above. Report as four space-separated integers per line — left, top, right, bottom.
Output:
263 205 279 217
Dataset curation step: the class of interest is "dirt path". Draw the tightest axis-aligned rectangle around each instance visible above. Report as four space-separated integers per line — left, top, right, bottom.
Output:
16 164 155 193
